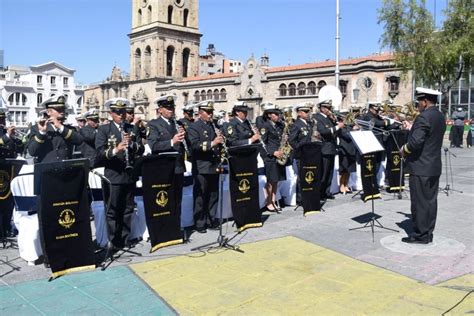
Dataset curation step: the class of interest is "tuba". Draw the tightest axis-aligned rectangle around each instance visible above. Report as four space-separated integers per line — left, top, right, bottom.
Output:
276 108 294 165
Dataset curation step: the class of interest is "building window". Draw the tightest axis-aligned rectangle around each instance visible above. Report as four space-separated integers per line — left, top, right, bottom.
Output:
37 93 43 105
8 92 27 106
166 46 174 77
63 77 69 87
182 48 190 78
288 83 296 96
51 76 56 85
339 80 348 96
200 90 206 100
194 90 200 101
213 89 220 101
207 90 212 100
317 80 326 93
279 83 287 96
135 48 142 79
144 46 152 78
138 9 142 25
297 82 306 96
168 5 173 24
147 6 152 24
308 81 316 94
184 8 189 27
37 75 42 84
220 88 227 100
183 92 188 104
386 76 400 93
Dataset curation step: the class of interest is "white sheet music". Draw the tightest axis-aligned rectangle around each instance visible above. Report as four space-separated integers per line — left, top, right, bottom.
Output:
349 130 385 154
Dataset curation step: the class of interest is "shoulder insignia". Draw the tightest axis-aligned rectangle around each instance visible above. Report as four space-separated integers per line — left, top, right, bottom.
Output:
227 125 233 135
260 128 266 135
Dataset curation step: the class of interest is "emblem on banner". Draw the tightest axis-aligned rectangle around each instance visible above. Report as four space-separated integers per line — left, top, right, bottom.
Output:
156 191 168 207
305 171 314 184
366 159 373 172
393 154 400 166
0 170 10 195
58 209 75 229
238 179 250 194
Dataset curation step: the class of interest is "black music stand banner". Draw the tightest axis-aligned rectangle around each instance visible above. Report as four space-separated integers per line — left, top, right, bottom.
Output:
37 159 95 278
0 158 26 238
386 130 408 192
360 154 381 202
298 143 322 216
228 144 262 232
141 154 183 252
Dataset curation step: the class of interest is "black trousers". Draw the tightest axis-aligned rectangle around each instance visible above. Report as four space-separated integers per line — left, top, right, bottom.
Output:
0 196 14 238
193 173 218 229
103 183 135 248
452 125 464 147
409 175 440 241
321 154 335 199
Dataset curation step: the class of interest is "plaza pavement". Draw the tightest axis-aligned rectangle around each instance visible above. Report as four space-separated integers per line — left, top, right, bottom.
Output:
1 142 473 315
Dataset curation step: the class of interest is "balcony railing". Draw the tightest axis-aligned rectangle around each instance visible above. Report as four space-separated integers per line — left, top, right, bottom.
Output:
5 80 29 87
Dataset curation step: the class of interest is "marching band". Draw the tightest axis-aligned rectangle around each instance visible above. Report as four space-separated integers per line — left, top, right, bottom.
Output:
1 85 435 255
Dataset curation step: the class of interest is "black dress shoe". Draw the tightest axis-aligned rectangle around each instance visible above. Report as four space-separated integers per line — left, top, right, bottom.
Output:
401 236 430 244
326 195 335 200
195 227 207 234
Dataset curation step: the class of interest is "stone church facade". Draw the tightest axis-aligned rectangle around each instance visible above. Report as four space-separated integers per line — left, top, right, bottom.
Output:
83 0 413 121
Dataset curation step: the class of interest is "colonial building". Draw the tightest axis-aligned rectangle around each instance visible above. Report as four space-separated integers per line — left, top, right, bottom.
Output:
0 61 85 129
83 0 414 122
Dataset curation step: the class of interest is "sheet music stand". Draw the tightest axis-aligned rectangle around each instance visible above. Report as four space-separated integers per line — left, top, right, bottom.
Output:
348 131 398 242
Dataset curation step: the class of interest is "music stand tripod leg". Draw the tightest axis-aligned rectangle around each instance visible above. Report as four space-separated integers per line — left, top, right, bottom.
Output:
191 161 244 254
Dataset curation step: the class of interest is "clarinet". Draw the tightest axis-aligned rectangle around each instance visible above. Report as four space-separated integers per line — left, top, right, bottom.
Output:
172 117 190 158
249 120 269 155
120 120 133 171
210 120 228 165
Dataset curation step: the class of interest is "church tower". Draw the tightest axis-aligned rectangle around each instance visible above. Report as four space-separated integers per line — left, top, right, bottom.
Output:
129 0 201 82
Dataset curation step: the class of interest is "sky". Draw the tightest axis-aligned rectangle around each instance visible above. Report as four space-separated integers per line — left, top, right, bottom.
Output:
0 0 447 85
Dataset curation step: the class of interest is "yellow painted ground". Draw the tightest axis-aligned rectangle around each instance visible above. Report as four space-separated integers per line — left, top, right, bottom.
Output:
131 236 473 315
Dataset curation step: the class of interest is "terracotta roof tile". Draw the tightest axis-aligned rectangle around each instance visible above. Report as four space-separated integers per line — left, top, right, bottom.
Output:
181 72 239 82
265 53 394 73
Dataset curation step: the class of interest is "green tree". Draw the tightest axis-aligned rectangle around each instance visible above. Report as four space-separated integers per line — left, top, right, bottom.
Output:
378 0 473 105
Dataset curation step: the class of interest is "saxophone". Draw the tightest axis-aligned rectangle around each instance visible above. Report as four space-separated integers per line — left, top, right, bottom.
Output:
310 114 323 142
276 112 294 165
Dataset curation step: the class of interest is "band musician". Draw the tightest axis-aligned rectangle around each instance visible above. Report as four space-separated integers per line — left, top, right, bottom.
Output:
147 95 187 238
224 101 261 147
27 95 84 163
186 101 223 233
260 103 286 212
78 110 100 166
0 108 24 239
95 98 144 252
289 102 314 205
315 100 344 201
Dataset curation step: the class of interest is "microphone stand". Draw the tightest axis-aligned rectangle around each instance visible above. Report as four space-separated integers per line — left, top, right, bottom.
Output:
440 147 463 196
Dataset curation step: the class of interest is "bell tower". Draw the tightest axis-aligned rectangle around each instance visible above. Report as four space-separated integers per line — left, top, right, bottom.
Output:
129 0 201 81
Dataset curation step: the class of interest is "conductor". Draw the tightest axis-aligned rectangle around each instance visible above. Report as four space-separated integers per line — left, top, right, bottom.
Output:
400 87 446 244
